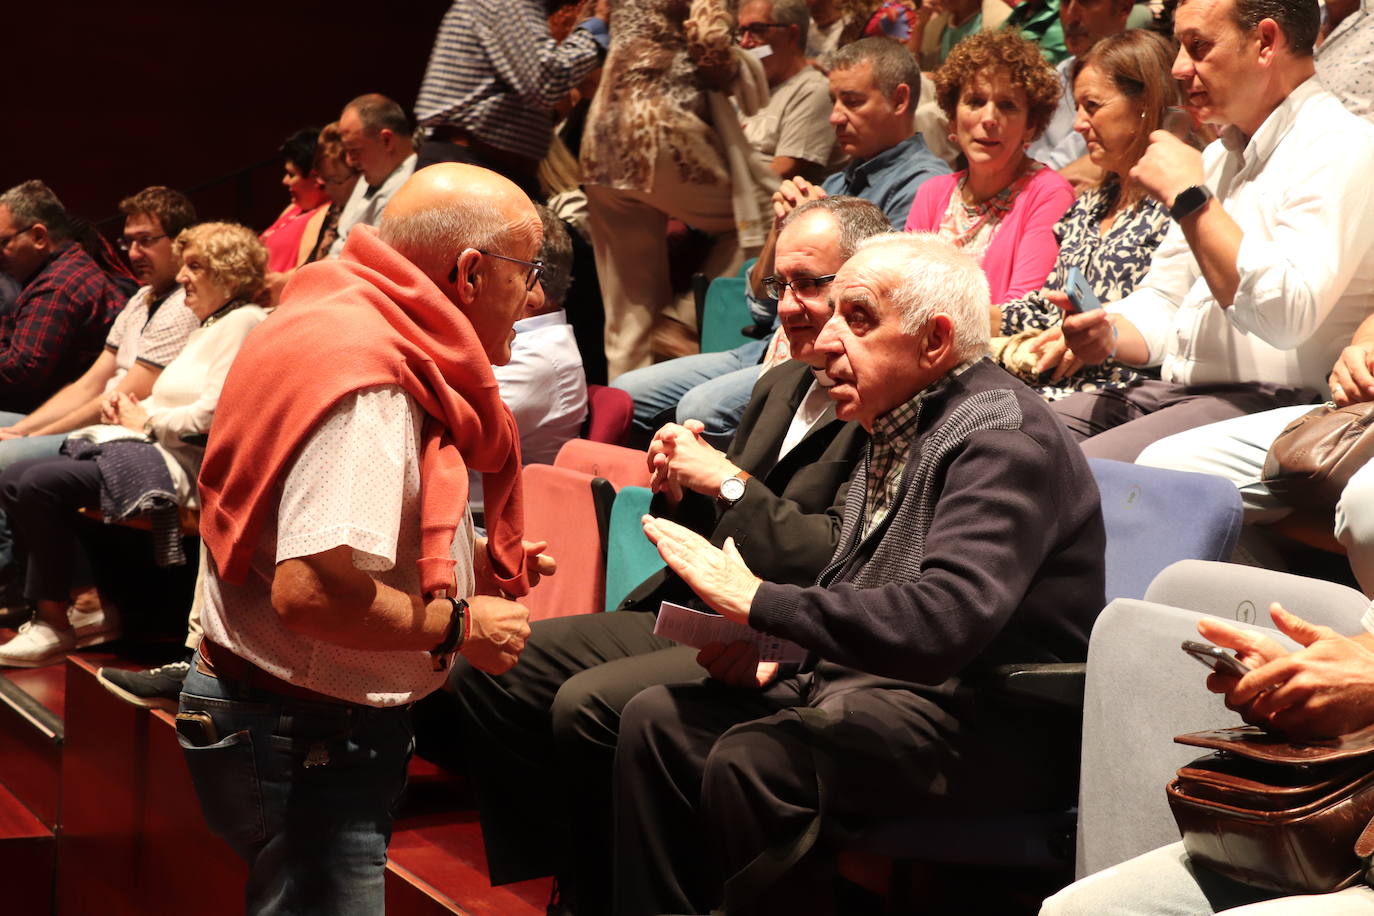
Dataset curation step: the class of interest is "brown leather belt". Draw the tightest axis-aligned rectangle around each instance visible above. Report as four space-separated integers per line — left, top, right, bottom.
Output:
198 638 346 706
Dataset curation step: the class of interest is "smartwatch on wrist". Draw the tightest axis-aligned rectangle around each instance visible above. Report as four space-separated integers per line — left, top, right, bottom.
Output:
1170 185 1213 222
717 470 752 507
428 595 469 671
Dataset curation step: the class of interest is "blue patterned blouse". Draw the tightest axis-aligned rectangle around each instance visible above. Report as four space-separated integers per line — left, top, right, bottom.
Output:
999 177 1171 400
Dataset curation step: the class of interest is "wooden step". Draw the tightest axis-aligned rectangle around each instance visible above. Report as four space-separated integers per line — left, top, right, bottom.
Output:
54 657 548 915
389 758 550 916
0 650 65 829
0 778 54 916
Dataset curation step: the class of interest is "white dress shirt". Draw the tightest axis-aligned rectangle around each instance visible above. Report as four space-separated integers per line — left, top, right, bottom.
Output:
1028 57 1087 170
1110 78 1374 391
470 309 587 510
328 154 419 258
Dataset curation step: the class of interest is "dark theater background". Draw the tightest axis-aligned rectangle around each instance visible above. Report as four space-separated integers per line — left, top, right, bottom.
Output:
4 1 453 236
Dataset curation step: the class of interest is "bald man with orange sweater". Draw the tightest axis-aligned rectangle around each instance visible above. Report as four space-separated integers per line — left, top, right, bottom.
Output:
182 164 550 916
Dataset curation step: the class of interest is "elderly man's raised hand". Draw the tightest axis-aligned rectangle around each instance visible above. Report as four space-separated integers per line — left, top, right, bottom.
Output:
697 641 780 688
641 516 761 624
1200 604 1374 740
460 595 532 675
647 420 743 504
1328 343 1374 406
1130 130 1205 208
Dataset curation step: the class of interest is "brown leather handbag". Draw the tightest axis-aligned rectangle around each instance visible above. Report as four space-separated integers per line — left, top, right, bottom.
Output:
1167 726 1374 893
1262 402 1374 511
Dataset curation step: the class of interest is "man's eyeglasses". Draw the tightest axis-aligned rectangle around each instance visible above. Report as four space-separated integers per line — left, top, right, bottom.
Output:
448 250 546 292
762 274 837 300
0 225 34 251
118 233 169 253
737 22 790 39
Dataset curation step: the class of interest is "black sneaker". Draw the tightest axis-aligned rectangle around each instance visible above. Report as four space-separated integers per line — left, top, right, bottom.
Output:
97 657 191 712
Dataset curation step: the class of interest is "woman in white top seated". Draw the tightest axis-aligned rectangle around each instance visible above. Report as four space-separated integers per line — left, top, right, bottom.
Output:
0 222 269 668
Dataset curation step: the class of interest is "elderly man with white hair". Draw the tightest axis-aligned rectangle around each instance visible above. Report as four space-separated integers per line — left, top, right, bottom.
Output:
619 233 1108 916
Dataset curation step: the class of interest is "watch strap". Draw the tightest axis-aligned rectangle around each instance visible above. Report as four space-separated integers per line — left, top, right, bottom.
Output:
429 596 469 671
1170 184 1213 222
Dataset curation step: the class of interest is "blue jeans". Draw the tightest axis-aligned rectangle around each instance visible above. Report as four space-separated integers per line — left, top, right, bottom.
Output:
179 663 414 916
0 410 66 579
611 338 768 441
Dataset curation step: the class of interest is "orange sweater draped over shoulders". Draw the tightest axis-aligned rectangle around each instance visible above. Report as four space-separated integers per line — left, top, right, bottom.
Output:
197 225 528 598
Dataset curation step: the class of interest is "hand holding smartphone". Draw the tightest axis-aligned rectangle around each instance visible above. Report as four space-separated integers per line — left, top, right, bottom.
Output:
1064 266 1102 315
1181 639 1250 678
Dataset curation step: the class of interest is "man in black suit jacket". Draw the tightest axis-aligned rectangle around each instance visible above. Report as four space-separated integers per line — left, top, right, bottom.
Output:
427 197 892 916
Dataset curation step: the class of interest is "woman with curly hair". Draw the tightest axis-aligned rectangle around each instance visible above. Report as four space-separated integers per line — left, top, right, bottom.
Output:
904 28 1074 305
0 222 269 667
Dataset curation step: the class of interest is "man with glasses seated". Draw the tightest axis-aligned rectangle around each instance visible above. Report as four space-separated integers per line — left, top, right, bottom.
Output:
612 37 946 446
433 196 889 916
0 185 200 607
0 187 198 465
737 0 839 183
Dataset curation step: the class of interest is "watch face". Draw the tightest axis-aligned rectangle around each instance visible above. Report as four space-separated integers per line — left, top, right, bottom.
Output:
720 476 746 502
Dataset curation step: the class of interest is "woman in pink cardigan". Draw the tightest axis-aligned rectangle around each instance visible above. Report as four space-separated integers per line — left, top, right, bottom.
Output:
904 29 1073 306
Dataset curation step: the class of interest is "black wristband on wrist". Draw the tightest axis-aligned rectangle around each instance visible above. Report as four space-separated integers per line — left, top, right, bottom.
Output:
429 596 469 671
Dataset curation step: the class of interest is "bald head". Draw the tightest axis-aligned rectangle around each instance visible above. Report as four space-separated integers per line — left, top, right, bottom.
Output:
380 163 539 279
380 163 543 364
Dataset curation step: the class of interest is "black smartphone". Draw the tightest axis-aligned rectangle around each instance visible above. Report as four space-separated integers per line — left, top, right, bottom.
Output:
1181 640 1250 678
175 711 219 746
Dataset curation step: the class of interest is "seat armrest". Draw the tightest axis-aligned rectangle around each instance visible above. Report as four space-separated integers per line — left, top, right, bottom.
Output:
987 662 1086 709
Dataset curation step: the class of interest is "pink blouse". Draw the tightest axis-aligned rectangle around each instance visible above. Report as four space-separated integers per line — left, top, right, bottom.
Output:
904 165 1074 304
260 204 326 274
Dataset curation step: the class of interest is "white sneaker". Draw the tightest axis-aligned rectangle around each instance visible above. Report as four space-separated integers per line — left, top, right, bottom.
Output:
68 604 121 648
0 619 78 667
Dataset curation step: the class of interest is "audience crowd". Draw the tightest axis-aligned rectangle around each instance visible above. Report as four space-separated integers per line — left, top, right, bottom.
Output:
0 0 1372 912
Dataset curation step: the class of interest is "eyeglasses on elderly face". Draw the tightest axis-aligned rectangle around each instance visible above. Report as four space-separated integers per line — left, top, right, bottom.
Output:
447 249 546 292
762 274 837 300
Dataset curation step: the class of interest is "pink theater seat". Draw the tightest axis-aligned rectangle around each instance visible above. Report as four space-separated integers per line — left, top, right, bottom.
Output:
582 384 634 446
519 463 609 621
554 439 651 490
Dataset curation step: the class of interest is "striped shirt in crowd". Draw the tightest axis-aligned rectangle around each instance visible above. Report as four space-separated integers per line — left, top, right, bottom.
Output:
415 0 605 163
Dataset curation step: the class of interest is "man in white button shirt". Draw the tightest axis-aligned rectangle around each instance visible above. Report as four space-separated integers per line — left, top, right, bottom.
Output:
328 93 419 258
1040 0 1374 461
181 163 544 915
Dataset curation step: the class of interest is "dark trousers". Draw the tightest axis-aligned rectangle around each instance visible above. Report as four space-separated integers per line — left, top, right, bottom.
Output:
1049 378 1316 461
0 455 100 602
613 665 1073 916
441 609 701 914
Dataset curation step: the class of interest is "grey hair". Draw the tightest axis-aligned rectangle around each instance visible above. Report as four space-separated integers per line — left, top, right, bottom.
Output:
768 0 810 48
830 37 921 99
535 204 573 308
781 195 892 259
377 199 512 276
0 180 74 242
855 232 991 361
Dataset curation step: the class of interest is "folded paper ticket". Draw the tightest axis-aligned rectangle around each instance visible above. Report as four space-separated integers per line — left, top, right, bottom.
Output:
654 601 808 663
